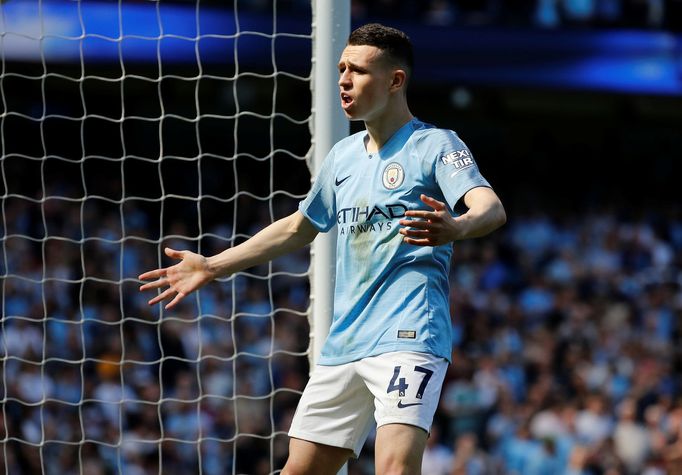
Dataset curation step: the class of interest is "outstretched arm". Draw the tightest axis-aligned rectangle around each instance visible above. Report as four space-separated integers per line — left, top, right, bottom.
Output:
139 210 318 309
398 187 506 246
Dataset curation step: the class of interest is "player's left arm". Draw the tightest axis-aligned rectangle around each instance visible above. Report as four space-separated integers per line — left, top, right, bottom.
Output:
399 187 506 246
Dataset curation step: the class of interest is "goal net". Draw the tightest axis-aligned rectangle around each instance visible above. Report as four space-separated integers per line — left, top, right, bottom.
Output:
0 1 321 474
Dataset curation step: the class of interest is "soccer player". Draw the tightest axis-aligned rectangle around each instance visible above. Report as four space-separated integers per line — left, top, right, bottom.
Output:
139 23 506 475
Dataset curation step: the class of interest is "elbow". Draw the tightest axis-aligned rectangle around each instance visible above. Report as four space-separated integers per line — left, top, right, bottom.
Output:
286 211 319 245
495 202 507 229
482 201 506 235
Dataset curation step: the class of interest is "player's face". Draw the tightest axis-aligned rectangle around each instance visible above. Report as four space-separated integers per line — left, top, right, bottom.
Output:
338 45 394 121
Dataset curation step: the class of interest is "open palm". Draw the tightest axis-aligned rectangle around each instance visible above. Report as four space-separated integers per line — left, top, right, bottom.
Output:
139 247 215 310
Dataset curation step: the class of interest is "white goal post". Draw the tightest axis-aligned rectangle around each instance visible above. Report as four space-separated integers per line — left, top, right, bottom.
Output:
0 1 349 474
310 0 349 368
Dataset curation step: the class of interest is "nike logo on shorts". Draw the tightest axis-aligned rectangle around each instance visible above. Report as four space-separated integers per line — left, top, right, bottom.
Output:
397 400 423 409
335 175 351 186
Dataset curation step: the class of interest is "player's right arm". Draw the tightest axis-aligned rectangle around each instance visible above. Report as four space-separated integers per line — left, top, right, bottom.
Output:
139 210 318 310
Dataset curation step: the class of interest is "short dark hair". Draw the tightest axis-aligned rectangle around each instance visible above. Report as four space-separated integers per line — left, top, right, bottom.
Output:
347 23 413 76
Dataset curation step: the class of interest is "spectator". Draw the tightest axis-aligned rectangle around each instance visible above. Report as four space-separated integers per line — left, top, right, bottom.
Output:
422 424 454 475
450 432 497 475
3 171 682 473
613 396 651 474
574 392 614 446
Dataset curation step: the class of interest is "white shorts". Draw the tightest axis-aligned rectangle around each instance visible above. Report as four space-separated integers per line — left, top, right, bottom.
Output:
288 351 448 457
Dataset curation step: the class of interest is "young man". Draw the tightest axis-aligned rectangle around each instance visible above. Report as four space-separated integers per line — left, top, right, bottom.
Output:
139 23 506 475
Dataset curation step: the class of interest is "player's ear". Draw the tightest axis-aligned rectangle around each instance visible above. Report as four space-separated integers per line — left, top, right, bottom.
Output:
389 69 407 92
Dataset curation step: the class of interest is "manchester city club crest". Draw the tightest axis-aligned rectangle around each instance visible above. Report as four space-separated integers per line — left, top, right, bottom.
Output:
382 162 404 190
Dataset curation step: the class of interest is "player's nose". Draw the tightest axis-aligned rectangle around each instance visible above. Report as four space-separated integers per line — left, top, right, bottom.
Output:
338 69 351 88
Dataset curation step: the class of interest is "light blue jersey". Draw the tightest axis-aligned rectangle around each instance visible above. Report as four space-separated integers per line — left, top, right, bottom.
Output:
299 118 491 365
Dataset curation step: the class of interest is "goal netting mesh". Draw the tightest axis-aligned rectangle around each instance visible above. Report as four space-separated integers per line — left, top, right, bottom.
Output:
1 1 315 473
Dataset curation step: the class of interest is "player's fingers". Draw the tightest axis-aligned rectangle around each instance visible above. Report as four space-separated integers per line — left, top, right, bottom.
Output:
401 236 433 246
403 210 437 220
420 194 445 211
147 294 164 306
164 247 185 260
165 291 186 310
398 226 431 236
399 220 431 231
138 268 166 281
148 287 176 306
139 278 167 291
399 228 430 238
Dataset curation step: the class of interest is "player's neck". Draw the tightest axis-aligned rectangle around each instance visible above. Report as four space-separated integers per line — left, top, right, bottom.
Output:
364 103 413 154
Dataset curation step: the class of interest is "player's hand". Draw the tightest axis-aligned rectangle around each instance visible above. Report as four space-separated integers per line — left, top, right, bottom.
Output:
138 247 215 310
399 194 460 246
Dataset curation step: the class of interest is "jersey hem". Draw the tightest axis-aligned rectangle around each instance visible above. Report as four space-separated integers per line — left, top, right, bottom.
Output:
318 344 451 366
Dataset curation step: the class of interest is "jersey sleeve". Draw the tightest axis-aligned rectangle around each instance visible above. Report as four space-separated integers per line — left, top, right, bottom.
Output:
430 130 491 210
298 148 336 232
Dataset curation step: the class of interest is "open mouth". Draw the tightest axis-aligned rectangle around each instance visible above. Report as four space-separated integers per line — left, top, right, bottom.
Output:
341 93 353 108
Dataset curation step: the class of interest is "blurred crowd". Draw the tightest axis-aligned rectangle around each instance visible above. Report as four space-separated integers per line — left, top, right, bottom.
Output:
349 0 681 30
233 0 682 31
0 193 312 474
416 207 682 475
2 189 681 474
2 0 680 472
